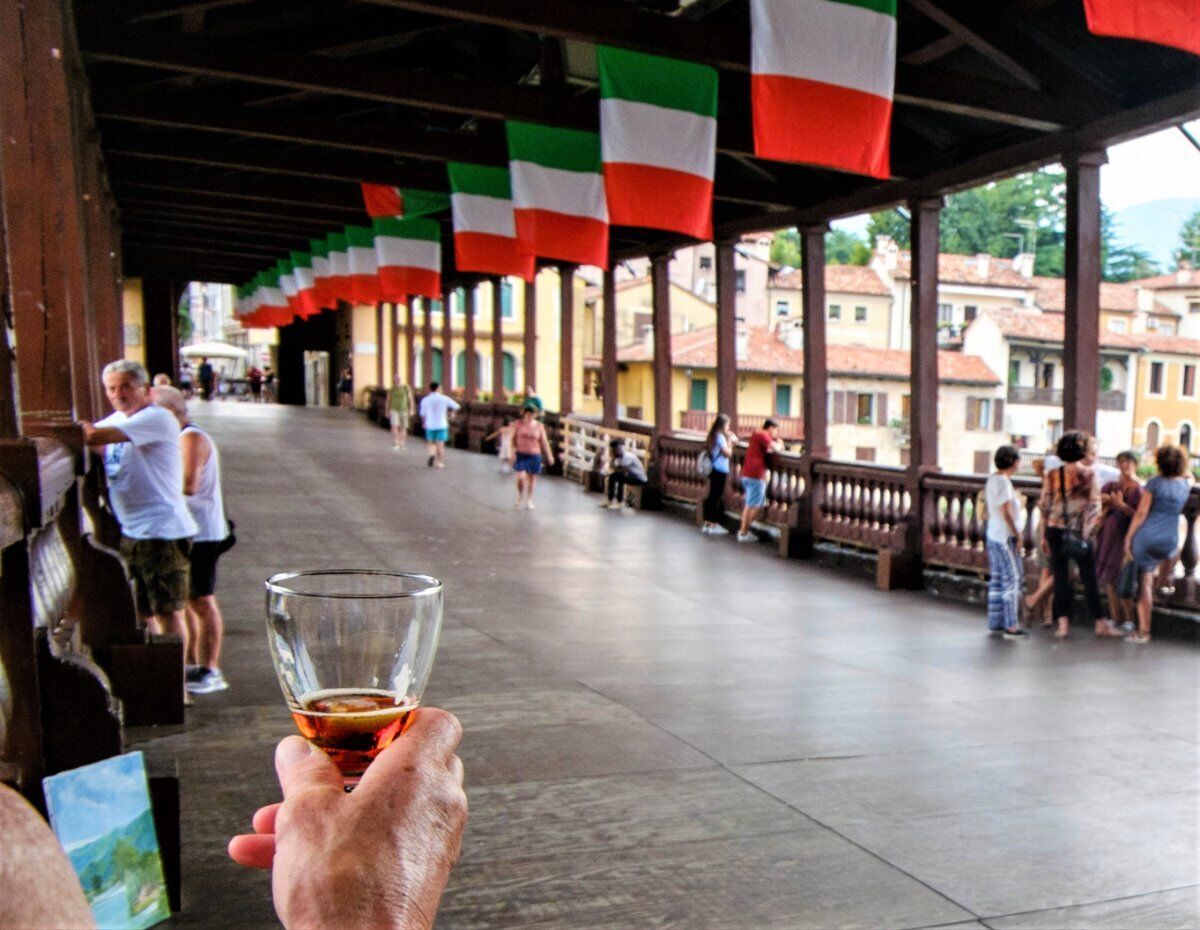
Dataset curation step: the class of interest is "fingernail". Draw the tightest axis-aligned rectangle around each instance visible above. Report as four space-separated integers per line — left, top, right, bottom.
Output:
276 736 312 769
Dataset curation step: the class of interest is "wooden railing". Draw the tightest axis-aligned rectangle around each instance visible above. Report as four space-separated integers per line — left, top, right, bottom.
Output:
679 410 804 441
1007 385 1126 411
811 460 910 551
561 416 653 484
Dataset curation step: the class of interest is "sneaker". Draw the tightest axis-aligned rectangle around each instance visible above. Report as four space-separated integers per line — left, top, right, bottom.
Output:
709 525 729 536
736 532 755 543
600 500 614 508
185 664 203 682
393 446 401 453
186 668 228 695
525 500 535 510
1003 628 1029 638
608 500 623 510
700 524 713 534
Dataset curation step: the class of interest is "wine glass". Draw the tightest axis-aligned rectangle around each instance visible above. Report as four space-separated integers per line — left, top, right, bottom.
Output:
264 570 443 788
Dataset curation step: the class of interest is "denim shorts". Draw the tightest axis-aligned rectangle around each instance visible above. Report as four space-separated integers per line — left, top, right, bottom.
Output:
741 477 767 508
425 427 449 443
514 453 542 475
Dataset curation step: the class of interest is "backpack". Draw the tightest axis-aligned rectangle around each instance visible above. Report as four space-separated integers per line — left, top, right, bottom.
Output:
697 448 713 477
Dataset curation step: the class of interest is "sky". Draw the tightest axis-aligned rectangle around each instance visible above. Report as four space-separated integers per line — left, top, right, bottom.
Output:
1101 120 1200 210
43 751 154 849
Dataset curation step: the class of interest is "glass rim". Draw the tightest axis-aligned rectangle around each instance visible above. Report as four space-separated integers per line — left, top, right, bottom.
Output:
265 569 442 600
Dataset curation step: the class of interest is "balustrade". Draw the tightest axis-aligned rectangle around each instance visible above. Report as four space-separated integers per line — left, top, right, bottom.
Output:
561 416 653 485
811 460 909 551
679 410 804 441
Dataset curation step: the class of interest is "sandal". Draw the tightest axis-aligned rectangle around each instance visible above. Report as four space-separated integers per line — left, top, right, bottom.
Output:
1125 633 1151 645
1054 621 1070 639
1094 622 1125 639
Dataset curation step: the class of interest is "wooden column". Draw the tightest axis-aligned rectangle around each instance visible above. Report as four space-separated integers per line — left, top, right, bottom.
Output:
559 264 576 415
601 267 619 428
800 225 830 458
715 240 738 423
441 289 453 388
909 198 942 470
650 253 674 434
388 302 399 384
491 278 505 400
463 286 478 400
142 278 181 385
524 278 537 398
421 298 434 388
1063 151 1106 434
406 299 417 387
374 302 384 387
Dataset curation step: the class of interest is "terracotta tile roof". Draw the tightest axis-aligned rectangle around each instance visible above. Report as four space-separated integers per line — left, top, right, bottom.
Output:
770 264 891 296
1129 268 1200 290
894 252 1034 289
981 307 1200 356
1128 333 1200 356
612 326 999 384
1031 276 1138 313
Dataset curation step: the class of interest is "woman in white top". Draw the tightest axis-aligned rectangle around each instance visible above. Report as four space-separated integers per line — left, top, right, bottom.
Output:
984 444 1027 637
152 386 231 695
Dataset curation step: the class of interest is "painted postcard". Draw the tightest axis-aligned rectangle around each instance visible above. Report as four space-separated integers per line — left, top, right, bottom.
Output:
42 751 170 929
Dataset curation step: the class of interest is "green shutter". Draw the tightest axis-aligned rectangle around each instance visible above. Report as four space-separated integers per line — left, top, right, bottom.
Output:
502 352 517 392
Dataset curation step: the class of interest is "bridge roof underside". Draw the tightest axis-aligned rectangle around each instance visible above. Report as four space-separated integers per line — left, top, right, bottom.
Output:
76 0 1200 285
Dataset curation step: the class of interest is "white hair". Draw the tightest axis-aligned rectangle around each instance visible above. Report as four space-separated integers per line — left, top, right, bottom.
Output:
101 359 148 384
150 384 187 417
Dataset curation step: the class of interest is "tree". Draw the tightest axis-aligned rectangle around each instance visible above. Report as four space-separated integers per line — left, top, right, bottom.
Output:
1104 207 1160 281
770 227 870 268
1174 208 1200 265
769 228 800 268
178 293 193 343
865 209 910 249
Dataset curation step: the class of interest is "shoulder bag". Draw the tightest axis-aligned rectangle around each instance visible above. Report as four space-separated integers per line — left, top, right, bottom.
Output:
1058 468 1092 561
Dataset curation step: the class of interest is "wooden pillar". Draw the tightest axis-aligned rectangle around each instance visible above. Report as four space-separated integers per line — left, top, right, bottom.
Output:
559 264 576 415
800 225 830 458
1063 151 1106 434
421 298 434 388
601 267 619 428
715 240 738 423
491 278 505 400
524 277 537 398
909 198 942 470
142 278 181 385
441 289 453 389
650 253 674 434
463 285 478 400
406 299 417 387
374 302 384 387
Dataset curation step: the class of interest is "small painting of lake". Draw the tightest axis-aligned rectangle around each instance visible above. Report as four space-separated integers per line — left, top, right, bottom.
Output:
43 752 169 930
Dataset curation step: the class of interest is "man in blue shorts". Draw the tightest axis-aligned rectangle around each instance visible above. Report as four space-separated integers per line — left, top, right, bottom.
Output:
418 382 460 468
737 418 783 542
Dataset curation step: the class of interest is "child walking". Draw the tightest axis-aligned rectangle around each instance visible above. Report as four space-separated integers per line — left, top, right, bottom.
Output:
485 416 516 474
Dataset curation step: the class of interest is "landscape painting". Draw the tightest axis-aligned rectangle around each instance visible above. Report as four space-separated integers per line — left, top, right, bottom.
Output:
42 751 169 930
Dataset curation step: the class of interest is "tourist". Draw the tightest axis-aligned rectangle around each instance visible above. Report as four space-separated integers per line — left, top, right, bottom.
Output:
701 413 734 535
386 374 414 451
262 366 277 403
0 707 466 930
152 386 232 695
485 415 516 474
1038 431 1123 639
419 382 460 469
1124 444 1194 644
736 419 783 542
179 359 194 397
985 444 1027 638
523 384 544 415
83 360 198 692
513 404 555 509
247 365 263 402
604 439 647 511
1094 450 1142 628
152 373 172 387
197 356 215 401
337 367 354 409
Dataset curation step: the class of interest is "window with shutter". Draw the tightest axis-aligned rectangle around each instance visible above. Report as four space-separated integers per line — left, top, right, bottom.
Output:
993 398 1005 432
876 392 888 426
965 396 976 431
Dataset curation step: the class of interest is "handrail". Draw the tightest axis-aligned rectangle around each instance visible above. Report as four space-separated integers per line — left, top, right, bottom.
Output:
810 458 909 551
561 416 653 483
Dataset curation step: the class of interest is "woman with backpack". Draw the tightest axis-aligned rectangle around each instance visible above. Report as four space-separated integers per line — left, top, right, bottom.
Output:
701 414 734 536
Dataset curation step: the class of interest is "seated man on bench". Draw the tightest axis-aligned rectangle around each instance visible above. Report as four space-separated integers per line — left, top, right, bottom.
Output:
603 440 647 511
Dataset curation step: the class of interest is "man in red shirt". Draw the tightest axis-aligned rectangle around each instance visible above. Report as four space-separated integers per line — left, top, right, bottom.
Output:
737 419 783 542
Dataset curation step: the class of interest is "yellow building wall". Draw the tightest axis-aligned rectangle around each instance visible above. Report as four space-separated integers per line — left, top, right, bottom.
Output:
1131 354 1200 447
768 287 893 349
122 278 145 366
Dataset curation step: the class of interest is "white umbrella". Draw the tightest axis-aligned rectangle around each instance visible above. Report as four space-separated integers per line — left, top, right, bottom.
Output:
180 341 249 360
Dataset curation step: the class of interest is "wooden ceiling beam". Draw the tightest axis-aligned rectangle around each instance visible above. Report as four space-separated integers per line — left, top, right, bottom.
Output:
120 222 313 250
122 240 282 262
119 208 335 236
116 194 361 227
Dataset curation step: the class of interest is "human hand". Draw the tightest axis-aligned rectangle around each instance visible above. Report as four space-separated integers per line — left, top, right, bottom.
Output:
229 708 467 930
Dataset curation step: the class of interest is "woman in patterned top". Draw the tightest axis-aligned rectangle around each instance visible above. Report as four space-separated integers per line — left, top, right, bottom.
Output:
1038 431 1124 639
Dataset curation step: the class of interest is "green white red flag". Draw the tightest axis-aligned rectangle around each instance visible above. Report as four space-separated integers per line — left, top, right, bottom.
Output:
276 258 299 316
310 237 333 309
1084 0 1200 56
597 46 717 240
253 270 290 327
326 231 351 305
345 225 381 304
506 121 608 268
290 250 320 317
751 0 895 179
374 216 442 300
361 183 450 219
447 162 535 281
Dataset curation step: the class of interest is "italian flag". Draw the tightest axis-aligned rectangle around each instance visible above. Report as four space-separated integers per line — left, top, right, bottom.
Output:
254 270 290 327
597 46 717 240
276 258 299 315
751 0 895 179
326 231 351 305
345 225 381 304
290 250 320 317
310 237 333 309
361 183 450 218
506 120 608 268
374 216 442 300
1084 0 1200 56
447 162 535 281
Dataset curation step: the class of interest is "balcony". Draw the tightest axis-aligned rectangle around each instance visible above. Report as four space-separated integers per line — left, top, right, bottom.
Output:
1007 385 1127 411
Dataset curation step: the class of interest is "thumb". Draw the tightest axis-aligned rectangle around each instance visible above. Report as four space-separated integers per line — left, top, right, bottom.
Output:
274 736 344 799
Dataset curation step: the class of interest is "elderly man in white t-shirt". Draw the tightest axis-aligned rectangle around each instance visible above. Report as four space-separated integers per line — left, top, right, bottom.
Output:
84 360 198 663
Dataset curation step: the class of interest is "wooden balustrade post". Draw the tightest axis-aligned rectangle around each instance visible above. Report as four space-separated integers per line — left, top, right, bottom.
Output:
1063 151 1106 434
715 239 738 423
601 267 618 429
650 253 674 436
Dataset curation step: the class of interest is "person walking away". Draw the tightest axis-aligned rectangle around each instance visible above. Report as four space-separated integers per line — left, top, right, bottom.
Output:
247 365 263 402
1038 431 1123 639
198 356 215 401
485 416 516 474
387 375 414 451
984 445 1027 638
152 386 231 694
512 404 555 508
338 367 354 409
419 382 460 468
83 360 198 699
701 413 734 535
262 366 276 403
1094 450 1142 629
737 419 783 542
1124 444 1193 644
604 439 647 510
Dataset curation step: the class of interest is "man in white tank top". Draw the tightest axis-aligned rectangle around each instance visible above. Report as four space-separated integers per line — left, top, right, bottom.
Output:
153 386 231 695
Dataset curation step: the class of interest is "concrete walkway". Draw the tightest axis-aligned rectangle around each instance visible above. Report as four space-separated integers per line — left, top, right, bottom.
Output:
141 402 1199 930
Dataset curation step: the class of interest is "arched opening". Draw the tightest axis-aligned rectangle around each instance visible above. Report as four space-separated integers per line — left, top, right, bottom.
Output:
1145 420 1160 449
502 352 518 393
430 347 443 386
455 350 482 389
1180 423 1193 452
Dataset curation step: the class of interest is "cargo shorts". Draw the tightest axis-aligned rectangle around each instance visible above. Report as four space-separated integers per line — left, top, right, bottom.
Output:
120 536 192 617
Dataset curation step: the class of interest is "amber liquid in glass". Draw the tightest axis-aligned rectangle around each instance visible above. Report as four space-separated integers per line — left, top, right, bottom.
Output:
291 688 418 777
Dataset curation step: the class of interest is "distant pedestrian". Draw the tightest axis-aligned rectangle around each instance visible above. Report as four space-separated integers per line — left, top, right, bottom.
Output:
386 375 414 451
485 416 516 474
419 382 460 469
512 404 555 509
1124 444 1193 644
701 413 734 535
179 360 193 397
198 357 215 401
262 366 276 403
153 373 172 387
523 385 544 416
338 368 354 409
737 419 783 542
984 444 1027 638
247 366 263 402
1094 450 1142 628
152 386 231 695
603 439 647 511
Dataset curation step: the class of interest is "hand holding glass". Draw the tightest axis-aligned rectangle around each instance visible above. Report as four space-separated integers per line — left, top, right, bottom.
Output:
265 570 443 787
